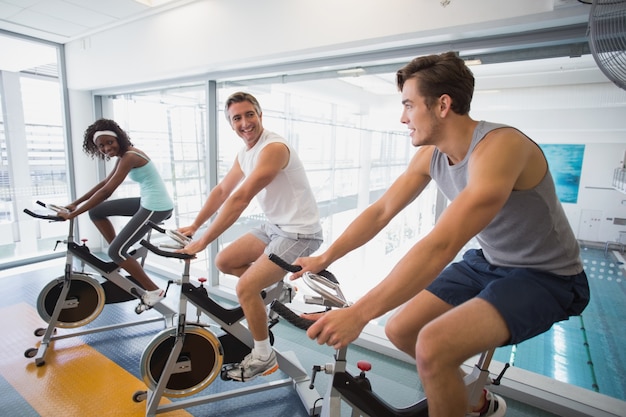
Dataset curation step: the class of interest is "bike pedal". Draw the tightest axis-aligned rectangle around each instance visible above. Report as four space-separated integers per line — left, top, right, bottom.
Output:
220 363 238 381
135 303 152 314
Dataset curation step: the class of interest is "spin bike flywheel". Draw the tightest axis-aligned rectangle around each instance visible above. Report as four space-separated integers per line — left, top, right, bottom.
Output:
140 325 224 398
36 273 106 328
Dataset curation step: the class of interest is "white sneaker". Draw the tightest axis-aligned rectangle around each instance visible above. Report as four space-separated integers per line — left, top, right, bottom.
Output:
226 350 279 382
141 288 165 307
466 390 507 417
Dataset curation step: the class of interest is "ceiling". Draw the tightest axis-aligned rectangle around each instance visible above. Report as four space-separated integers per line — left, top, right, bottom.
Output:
0 0 610 95
0 0 196 74
0 0 187 44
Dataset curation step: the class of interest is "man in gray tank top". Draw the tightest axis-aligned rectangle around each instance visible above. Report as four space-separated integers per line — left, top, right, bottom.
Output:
292 52 589 417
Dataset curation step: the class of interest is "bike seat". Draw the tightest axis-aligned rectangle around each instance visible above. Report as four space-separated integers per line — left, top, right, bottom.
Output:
182 283 246 326
68 242 120 274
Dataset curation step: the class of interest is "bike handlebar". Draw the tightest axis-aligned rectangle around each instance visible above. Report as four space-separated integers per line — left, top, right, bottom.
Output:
268 253 302 273
23 200 70 221
268 253 349 309
23 208 63 222
145 220 167 234
140 239 194 260
270 300 315 331
140 221 194 259
268 253 339 284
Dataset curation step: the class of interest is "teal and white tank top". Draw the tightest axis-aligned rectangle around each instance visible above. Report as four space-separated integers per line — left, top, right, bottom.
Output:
127 151 173 212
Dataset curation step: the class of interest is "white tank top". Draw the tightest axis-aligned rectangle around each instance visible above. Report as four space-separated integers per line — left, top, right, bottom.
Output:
237 130 321 234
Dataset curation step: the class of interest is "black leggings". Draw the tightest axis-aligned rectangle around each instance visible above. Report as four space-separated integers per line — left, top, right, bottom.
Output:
89 198 172 264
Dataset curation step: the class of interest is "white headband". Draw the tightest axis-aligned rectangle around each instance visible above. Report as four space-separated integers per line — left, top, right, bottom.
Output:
93 130 118 143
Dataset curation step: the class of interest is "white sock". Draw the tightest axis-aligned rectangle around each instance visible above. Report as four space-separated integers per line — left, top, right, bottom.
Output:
253 338 272 360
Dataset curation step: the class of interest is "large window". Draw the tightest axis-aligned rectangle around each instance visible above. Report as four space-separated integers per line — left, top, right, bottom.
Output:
214 86 438 304
100 81 437 296
0 33 69 265
96 86 208 272
91 55 625 403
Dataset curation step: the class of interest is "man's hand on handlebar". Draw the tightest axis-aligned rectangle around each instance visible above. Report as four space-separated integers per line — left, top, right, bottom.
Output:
170 226 196 255
267 252 360 349
300 311 326 321
291 255 330 281
174 237 208 256
307 307 366 350
177 225 197 239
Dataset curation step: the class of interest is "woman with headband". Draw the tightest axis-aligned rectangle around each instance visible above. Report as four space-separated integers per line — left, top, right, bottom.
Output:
59 118 173 312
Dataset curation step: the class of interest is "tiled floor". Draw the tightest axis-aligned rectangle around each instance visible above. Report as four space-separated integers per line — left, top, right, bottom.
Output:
0 245 624 416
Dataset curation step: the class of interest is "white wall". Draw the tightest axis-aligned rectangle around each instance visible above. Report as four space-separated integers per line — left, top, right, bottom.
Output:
576 144 626 242
62 0 585 91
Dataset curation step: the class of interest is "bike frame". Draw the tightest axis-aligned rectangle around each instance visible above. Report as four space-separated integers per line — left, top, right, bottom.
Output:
268 254 508 417
24 202 176 366
135 228 323 417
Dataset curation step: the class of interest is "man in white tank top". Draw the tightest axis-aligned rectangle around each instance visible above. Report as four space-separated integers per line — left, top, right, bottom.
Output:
178 92 322 382
291 53 589 417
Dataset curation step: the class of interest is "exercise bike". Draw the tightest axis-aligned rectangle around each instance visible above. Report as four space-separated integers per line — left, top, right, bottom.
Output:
23 201 177 367
268 253 510 417
132 221 323 417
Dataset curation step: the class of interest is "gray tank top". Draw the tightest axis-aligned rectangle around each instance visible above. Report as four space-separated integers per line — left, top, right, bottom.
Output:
430 121 582 275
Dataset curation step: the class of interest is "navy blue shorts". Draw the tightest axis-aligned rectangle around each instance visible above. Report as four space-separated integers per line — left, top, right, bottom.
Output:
426 249 590 345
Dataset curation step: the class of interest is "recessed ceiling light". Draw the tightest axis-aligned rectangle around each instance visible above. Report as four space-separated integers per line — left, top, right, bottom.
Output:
337 67 366 76
464 59 482 66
